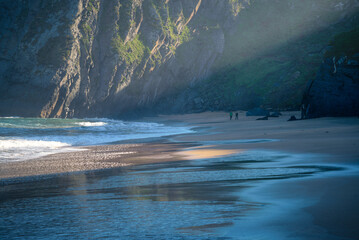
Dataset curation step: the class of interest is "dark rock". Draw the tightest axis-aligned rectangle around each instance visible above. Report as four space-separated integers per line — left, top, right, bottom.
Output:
287 115 297 121
303 57 359 118
348 60 359 65
268 111 282 117
256 116 268 120
246 108 270 116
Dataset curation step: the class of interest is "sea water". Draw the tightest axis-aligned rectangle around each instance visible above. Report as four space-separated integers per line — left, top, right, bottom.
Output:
0 117 193 162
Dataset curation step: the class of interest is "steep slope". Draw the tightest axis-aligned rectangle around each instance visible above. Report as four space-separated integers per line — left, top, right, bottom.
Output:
154 0 359 113
0 0 358 118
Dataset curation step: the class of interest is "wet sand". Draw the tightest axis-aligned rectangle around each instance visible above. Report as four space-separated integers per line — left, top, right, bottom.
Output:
1 111 359 239
149 111 359 239
0 142 195 180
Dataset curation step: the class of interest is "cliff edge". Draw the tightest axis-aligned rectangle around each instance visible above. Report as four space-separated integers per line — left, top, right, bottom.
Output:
0 0 358 118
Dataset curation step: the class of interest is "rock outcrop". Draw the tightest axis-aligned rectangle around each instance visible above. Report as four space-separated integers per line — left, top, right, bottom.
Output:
303 28 359 118
0 0 358 118
304 57 359 118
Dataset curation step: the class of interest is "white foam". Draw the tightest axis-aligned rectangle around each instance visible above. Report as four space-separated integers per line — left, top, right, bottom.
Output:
0 117 194 162
0 138 76 163
76 121 107 127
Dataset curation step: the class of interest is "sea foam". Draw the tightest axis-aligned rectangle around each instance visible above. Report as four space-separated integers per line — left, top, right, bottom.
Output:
76 121 107 127
0 138 74 162
0 117 193 162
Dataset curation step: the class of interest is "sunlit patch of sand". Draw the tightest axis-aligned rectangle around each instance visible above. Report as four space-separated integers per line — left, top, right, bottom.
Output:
176 148 241 160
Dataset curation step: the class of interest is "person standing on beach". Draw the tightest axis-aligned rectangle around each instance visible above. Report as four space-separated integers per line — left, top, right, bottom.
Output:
229 111 233 120
235 112 239 120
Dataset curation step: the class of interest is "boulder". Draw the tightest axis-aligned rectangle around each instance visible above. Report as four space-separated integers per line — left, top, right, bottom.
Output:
287 115 297 121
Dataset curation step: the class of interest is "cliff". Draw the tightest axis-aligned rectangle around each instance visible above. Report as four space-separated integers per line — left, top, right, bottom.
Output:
0 0 358 118
303 28 359 118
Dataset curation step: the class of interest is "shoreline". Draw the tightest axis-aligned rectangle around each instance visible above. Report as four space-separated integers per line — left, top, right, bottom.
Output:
1 111 358 181
1 111 359 238
0 141 195 182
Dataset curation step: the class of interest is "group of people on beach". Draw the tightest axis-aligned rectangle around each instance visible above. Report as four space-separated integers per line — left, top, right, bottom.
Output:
229 112 239 120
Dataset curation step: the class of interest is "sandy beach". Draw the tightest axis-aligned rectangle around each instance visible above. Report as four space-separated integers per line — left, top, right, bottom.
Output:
156 111 359 162
1 111 359 239
1 111 358 180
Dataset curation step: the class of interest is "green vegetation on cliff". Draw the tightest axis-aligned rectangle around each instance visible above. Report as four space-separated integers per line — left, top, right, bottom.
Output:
112 35 146 65
152 3 191 54
88 0 99 11
81 23 92 53
229 0 245 16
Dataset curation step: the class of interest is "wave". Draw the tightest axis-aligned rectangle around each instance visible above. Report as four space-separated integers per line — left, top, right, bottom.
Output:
76 121 107 127
0 138 75 163
0 117 108 129
0 117 193 162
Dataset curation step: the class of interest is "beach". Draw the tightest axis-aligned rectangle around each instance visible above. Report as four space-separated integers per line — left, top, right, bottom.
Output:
156 111 359 161
2 111 358 180
1 111 359 239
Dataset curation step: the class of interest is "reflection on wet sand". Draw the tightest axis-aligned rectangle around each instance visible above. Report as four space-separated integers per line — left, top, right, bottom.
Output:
0 150 341 239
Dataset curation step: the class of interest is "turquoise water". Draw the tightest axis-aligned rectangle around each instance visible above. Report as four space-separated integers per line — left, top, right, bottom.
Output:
0 117 193 162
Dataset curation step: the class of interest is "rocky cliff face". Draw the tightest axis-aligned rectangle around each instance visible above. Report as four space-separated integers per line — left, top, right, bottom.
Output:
0 0 358 118
304 28 359 118
304 57 359 117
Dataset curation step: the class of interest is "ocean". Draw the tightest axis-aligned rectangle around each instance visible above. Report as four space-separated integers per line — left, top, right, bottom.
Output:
0 117 193 163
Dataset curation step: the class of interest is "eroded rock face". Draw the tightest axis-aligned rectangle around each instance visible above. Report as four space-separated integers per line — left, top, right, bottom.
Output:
0 0 358 118
0 0 239 118
304 57 359 118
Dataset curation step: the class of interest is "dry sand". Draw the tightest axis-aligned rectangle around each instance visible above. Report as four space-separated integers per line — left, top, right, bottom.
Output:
152 111 359 162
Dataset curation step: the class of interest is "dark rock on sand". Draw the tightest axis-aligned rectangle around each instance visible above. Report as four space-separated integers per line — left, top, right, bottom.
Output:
288 115 297 121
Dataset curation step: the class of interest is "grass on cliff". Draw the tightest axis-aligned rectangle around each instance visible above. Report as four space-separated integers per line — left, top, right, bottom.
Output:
88 0 99 11
81 23 93 53
229 0 246 16
152 2 191 54
112 35 146 65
